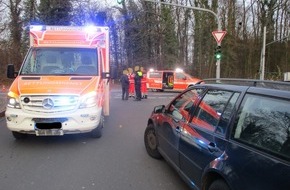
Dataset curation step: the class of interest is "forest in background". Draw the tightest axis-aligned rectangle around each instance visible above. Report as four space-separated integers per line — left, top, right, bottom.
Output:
0 0 289 83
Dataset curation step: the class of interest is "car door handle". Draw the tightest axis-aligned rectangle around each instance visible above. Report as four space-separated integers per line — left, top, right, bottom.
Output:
208 142 218 152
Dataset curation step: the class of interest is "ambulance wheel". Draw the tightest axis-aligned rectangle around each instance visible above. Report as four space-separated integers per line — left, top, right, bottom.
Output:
12 131 27 139
91 126 102 138
91 115 104 138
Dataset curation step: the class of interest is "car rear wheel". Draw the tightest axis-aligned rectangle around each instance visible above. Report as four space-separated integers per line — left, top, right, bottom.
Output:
144 124 162 159
208 179 230 190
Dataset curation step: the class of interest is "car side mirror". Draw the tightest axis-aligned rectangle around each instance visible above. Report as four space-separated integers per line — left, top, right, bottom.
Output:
153 105 165 113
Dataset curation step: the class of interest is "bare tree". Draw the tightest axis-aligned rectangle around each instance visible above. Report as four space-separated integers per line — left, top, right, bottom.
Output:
7 0 24 69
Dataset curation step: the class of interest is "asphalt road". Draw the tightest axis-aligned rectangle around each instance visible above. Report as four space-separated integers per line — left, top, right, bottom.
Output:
0 88 190 190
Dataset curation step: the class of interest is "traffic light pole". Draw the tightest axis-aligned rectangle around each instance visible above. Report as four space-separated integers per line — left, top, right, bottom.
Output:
216 54 221 79
145 0 222 79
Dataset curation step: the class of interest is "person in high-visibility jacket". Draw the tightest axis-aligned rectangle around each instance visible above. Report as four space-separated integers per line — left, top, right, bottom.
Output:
134 66 143 101
128 68 135 98
140 67 148 99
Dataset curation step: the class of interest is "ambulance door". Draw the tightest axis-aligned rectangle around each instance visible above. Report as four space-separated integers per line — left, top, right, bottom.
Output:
163 72 174 89
173 72 188 90
147 71 163 90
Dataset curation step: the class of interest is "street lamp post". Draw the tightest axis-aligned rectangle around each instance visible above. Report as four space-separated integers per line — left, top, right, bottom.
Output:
145 0 222 79
260 33 289 80
260 26 267 80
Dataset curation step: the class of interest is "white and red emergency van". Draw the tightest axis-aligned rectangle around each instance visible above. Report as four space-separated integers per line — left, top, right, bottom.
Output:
146 69 203 91
5 25 110 139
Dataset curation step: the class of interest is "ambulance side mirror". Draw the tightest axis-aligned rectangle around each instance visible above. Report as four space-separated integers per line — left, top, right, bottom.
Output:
101 72 110 79
7 64 18 78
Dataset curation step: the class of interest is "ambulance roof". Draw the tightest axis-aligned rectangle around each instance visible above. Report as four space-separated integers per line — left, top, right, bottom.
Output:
29 25 109 48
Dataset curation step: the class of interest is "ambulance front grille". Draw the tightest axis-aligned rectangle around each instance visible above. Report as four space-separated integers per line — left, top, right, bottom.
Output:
20 95 79 113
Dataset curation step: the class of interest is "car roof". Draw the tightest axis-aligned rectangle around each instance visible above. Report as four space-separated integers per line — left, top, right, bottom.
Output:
195 78 290 98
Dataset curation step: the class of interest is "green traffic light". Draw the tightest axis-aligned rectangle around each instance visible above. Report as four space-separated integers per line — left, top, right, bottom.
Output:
215 46 222 60
215 53 221 60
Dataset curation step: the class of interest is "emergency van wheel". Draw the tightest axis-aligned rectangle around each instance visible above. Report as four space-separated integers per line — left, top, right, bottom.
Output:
12 131 27 139
91 115 104 138
144 124 162 159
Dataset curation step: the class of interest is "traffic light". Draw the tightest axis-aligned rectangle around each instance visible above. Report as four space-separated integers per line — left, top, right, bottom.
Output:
215 46 222 60
117 0 124 4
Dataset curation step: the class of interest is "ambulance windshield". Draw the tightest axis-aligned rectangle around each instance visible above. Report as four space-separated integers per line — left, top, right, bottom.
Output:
20 47 98 76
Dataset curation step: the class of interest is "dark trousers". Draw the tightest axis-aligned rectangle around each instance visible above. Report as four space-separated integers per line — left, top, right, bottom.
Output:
135 83 141 100
122 85 129 100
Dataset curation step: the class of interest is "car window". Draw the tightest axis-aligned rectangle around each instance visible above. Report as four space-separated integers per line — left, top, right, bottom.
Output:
167 88 204 121
175 72 186 79
149 72 162 78
191 90 235 132
232 94 290 161
216 92 240 135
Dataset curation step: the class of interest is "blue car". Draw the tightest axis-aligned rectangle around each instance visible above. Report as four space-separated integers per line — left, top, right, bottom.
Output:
144 79 290 190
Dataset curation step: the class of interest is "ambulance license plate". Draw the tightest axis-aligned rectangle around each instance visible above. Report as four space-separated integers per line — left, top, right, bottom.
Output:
35 129 64 136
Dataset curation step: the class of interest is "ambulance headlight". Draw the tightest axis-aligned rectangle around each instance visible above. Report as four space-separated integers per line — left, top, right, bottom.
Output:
7 92 21 109
79 92 97 108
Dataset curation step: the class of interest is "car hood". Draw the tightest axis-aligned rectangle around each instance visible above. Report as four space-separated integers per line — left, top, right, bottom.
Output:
9 76 100 96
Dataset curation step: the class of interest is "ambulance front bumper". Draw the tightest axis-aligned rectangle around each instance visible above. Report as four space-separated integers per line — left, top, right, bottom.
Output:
5 106 102 135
